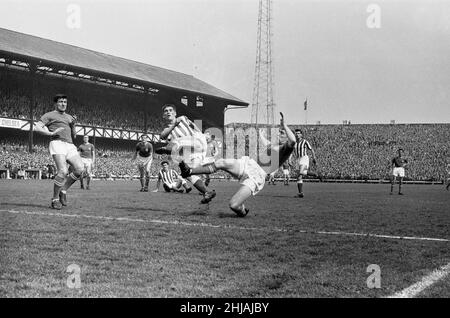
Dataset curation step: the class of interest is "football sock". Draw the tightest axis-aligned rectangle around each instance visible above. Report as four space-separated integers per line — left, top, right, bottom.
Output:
62 172 79 191
297 181 303 194
145 177 150 188
53 174 65 199
193 179 207 194
140 178 144 188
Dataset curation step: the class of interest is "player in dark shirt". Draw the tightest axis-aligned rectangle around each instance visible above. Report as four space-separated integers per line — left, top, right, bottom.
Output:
78 135 95 190
33 94 85 209
390 148 408 195
133 134 153 192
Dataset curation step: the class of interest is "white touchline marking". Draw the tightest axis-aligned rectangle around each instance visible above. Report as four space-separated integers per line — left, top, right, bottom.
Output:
0 209 449 242
387 262 450 298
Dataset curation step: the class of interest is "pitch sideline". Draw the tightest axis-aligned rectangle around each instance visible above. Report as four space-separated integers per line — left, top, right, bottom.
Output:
387 262 450 298
1 208 449 243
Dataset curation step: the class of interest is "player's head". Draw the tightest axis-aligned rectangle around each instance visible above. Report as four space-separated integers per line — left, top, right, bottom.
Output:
161 160 169 171
162 104 177 122
294 129 303 140
398 148 404 156
83 135 89 143
53 94 67 112
141 134 150 142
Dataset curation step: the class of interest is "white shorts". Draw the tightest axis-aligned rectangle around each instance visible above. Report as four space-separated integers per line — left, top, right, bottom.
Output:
237 156 267 195
283 169 289 175
172 133 207 167
298 155 309 170
81 158 93 175
136 155 153 172
164 178 186 190
49 140 79 159
393 167 405 178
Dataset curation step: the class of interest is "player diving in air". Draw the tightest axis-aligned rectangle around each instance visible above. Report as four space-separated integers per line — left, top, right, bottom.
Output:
180 112 296 217
133 134 153 192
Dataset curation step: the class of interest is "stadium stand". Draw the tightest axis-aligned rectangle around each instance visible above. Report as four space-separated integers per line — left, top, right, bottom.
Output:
0 68 165 132
1 123 448 181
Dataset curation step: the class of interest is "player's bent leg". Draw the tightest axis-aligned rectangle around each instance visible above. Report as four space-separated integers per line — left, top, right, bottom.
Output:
229 185 252 217
62 156 84 201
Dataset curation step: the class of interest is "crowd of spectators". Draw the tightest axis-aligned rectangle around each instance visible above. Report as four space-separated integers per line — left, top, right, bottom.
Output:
225 123 449 181
1 123 448 181
0 68 165 132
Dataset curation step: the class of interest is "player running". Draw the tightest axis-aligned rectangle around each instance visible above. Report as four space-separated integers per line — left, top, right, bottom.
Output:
153 161 192 193
390 148 408 195
78 135 95 190
133 134 153 192
180 112 296 217
33 94 84 209
292 129 320 198
155 104 216 203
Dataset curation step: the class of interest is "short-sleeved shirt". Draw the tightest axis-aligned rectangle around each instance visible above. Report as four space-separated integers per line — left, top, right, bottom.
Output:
136 141 153 158
158 169 179 186
78 143 95 159
392 156 407 168
40 110 76 143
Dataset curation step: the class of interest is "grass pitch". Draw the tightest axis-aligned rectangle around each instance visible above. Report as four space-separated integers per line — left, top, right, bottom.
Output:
0 180 449 297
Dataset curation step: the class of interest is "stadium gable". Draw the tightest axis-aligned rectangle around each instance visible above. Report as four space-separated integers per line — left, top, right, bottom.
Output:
0 27 247 106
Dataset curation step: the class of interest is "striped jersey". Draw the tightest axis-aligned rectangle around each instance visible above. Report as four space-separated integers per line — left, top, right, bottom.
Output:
294 139 312 158
165 116 201 141
158 169 179 186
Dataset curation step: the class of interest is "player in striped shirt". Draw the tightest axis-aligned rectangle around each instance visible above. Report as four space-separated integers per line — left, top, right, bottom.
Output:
293 129 319 198
155 104 216 204
153 161 192 193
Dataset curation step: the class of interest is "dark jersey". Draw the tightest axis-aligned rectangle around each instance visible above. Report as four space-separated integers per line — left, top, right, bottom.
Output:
136 141 153 157
268 141 296 173
78 143 95 159
40 110 76 143
392 156 407 168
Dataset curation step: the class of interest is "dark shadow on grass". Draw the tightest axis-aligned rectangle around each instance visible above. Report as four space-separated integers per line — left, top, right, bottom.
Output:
217 212 243 218
0 202 49 209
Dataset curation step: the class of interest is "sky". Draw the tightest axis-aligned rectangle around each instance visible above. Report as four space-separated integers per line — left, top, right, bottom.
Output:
1 0 449 124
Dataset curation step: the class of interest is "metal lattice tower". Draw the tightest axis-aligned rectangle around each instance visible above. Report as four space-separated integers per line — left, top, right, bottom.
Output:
251 0 275 126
